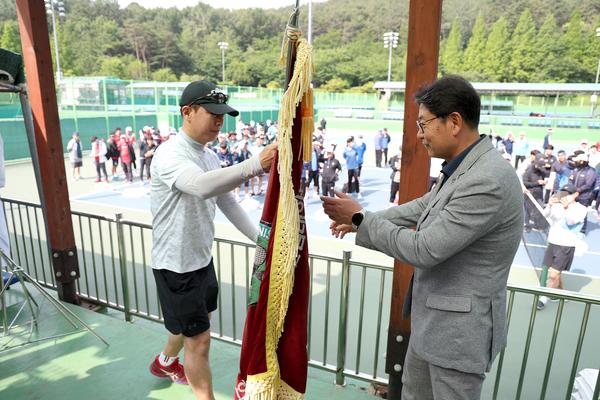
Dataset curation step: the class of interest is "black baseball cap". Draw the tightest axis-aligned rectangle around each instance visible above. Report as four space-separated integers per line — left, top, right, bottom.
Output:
179 80 239 117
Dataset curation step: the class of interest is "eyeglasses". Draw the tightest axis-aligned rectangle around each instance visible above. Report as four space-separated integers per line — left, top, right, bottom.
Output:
188 90 229 106
416 116 440 132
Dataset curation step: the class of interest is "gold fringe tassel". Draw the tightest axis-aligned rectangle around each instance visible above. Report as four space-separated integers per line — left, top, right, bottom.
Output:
245 36 313 400
300 88 314 162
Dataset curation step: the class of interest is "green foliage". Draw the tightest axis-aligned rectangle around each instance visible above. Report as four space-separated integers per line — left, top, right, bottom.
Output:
440 17 463 75
320 78 351 91
507 9 538 82
1 0 599 86
462 13 486 75
480 17 511 81
0 21 21 53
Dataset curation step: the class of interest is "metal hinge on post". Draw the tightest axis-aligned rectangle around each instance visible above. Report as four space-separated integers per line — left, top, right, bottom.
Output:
51 246 79 282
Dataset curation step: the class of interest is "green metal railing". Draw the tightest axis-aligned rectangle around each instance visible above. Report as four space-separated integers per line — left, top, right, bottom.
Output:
2 197 599 397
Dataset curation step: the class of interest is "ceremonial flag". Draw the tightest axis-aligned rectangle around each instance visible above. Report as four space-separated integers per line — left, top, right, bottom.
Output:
235 3 314 399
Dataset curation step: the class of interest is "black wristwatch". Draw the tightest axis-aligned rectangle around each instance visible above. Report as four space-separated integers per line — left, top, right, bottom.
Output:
351 209 366 230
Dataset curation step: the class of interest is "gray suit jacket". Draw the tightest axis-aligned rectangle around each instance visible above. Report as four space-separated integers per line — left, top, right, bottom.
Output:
356 137 523 374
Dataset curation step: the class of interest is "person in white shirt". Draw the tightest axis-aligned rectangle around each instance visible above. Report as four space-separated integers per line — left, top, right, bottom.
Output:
537 184 587 310
90 136 108 182
148 81 276 398
66 132 83 180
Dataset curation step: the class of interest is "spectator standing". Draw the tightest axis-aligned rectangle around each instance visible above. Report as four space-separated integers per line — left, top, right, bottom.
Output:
320 116 327 131
249 135 266 195
66 132 83 180
355 134 367 176
307 142 323 197
543 128 553 150
143 136 156 181
388 146 402 206
522 154 546 229
502 131 514 156
233 140 253 200
541 145 557 204
570 153 597 234
320 147 341 197
344 137 361 198
119 137 133 183
513 131 529 170
382 128 391 165
90 135 108 182
217 143 234 168
551 150 571 194
107 134 120 180
374 129 384 168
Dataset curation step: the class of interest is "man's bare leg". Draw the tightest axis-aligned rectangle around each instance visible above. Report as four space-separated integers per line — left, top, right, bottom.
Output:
163 333 184 357
184 329 214 400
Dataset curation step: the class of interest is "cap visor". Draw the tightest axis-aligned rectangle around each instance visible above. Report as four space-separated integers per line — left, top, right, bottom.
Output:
202 103 239 117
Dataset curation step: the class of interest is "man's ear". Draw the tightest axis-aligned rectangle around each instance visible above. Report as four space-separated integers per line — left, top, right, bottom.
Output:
448 112 463 136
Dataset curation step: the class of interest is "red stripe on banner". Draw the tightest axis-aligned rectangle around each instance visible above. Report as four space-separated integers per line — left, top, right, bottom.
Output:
235 97 310 397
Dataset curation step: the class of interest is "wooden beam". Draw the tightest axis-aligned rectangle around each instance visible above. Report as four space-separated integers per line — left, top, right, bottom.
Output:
385 0 442 397
16 0 80 304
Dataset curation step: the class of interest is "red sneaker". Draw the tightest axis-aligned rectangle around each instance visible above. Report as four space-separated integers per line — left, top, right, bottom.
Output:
149 355 188 385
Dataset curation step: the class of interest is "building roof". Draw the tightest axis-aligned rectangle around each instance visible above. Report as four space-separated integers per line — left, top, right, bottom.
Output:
373 81 600 95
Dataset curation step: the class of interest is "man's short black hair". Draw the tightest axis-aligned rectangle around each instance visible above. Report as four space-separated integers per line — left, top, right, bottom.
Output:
414 75 480 129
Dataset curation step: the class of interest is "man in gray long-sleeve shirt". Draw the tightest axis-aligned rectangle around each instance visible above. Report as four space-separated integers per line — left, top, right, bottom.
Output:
148 80 276 399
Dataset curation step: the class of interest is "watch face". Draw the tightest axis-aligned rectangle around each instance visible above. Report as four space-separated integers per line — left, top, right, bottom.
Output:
352 211 364 227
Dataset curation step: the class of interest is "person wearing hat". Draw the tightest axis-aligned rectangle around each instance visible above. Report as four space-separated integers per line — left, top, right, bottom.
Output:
522 152 547 228
148 80 277 397
569 152 597 234
537 183 587 310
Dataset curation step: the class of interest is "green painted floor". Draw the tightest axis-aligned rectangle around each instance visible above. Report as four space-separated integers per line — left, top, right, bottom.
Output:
0 286 376 400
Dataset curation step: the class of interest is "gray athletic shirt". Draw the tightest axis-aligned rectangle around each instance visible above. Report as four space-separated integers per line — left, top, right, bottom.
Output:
151 130 263 273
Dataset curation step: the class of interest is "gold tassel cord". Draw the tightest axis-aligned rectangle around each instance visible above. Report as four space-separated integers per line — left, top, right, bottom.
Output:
245 37 313 400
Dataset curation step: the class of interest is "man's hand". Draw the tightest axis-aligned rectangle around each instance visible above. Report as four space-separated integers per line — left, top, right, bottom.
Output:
329 221 355 239
320 190 362 225
259 143 278 171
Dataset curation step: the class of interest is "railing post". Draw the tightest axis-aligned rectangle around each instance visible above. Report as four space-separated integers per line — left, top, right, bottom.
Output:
115 213 132 322
336 250 351 386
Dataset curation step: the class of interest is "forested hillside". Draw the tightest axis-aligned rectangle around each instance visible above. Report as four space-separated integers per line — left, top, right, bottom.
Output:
1 0 599 89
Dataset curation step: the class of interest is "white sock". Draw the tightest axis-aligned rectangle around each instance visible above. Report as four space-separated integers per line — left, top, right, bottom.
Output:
158 352 177 366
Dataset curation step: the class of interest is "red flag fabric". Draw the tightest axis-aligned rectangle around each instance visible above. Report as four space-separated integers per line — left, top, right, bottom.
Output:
235 38 313 400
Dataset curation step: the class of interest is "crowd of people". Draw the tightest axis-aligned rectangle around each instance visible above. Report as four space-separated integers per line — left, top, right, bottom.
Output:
485 128 600 228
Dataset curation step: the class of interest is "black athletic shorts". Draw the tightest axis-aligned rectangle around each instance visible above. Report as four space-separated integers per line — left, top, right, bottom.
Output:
543 243 575 272
153 259 219 337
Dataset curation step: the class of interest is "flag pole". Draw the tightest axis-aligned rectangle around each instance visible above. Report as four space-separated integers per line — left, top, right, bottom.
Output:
284 0 301 89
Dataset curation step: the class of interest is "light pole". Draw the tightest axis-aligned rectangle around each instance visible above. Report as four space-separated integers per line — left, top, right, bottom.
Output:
592 27 600 116
45 0 65 83
218 41 229 83
383 31 399 82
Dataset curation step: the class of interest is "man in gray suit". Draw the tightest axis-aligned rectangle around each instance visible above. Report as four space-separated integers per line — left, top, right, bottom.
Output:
320 76 523 399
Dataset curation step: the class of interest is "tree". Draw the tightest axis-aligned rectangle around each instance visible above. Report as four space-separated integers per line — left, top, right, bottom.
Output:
507 9 538 82
462 13 486 76
96 56 127 78
532 14 568 82
481 17 511 81
560 12 589 82
440 17 463 75
151 68 178 82
0 20 21 53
